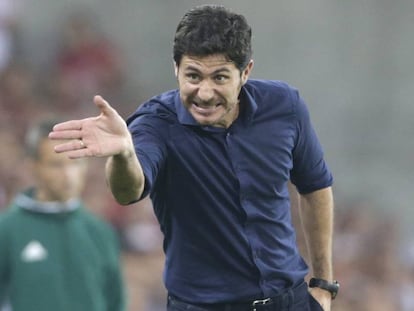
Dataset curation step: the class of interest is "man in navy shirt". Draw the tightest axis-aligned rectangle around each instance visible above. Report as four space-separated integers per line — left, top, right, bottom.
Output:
50 4 337 311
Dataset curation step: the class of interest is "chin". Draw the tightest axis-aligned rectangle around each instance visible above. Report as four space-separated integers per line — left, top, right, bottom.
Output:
190 111 223 127
193 116 219 127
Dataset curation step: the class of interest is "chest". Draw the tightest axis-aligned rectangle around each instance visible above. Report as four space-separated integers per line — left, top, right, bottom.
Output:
167 118 296 193
6 216 106 285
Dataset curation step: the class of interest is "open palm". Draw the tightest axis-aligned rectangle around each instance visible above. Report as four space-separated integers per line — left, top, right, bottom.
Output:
49 96 134 159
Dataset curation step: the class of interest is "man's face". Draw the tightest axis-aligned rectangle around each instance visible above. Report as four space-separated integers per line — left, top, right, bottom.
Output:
175 54 253 128
33 138 87 202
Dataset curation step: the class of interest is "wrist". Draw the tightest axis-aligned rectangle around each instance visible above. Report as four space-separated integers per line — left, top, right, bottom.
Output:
309 278 340 300
112 137 136 159
116 147 135 159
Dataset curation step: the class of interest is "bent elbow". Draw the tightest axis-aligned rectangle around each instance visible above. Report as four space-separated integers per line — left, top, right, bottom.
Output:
114 193 141 205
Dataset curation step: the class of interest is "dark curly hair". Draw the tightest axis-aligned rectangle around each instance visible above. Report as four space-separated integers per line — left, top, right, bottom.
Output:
173 5 252 72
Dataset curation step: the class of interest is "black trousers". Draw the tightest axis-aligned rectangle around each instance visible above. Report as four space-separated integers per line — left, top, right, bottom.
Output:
167 282 324 311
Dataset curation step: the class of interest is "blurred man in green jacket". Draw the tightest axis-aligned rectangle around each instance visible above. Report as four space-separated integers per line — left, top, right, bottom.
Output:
0 118 126 311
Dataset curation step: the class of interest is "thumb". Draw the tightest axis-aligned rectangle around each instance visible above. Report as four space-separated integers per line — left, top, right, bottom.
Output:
94 95 116 116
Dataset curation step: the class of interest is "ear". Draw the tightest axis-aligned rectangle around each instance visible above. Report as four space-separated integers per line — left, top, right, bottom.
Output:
241 60 254 85
174 62 179 77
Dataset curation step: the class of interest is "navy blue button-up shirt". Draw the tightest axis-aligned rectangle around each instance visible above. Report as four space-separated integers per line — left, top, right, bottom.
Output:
127 79 333 303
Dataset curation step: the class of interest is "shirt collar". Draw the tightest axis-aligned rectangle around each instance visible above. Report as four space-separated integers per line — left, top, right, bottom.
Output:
174 84 258 127
175 91 197 126
14 188 82 214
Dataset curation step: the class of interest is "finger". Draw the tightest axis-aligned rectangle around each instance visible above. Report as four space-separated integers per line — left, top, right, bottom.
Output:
94 95 109 107
52 120 84 132
94 95 116 116
49 129 83 140
61 149 92 159
55 140 94 159
54 139 86 153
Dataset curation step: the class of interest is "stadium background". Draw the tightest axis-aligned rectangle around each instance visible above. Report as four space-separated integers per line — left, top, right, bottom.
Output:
1 0 413 310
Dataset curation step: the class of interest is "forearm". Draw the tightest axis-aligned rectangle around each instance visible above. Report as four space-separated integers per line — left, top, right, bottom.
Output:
105 148 145 205
298 187 334 280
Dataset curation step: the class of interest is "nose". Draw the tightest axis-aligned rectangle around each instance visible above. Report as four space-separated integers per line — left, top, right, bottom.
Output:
197 80 215 102
61 162 81 181
60 165 74 181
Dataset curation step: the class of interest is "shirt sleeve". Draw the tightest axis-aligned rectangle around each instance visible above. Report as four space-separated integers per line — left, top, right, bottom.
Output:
290 92 333 194
127 106 169 199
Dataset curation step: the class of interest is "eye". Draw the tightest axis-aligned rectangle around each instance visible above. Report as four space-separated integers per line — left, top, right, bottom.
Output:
214 75 229 83
185 73 200 82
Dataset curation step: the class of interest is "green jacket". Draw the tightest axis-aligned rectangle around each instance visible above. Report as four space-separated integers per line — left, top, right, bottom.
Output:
0 189 126 311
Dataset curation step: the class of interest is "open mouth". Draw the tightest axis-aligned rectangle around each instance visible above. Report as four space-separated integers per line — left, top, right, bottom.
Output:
192 103 221 115
193 101 221 108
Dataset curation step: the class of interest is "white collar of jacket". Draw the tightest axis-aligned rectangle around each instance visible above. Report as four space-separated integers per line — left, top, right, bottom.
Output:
13 189 82 214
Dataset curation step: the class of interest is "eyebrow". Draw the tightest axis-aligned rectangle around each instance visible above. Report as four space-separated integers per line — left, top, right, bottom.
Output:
184 65 232 75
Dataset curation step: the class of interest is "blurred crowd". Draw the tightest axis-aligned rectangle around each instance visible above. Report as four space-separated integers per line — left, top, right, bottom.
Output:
291 192 414 311
0 5 166 311
1 5 413 311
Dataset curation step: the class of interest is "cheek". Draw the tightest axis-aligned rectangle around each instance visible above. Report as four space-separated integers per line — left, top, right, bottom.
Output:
180 80 196 91
224 85 241 102
35 168 57 182
66 166 87 182
179 84 196 103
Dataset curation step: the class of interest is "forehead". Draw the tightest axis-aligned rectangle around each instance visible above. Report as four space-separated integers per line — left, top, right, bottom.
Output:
35 139 58 157
36 139 86 166
180 54 238 72
36 139 67 161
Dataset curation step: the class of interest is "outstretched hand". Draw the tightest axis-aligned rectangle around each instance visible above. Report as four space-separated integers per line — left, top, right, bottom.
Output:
49 95 134 159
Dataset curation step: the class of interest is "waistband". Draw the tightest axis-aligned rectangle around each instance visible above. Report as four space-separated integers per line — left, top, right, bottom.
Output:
168 281 308 311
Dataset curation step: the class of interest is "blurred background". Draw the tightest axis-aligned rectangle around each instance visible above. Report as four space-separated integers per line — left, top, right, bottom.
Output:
1 0 413 310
